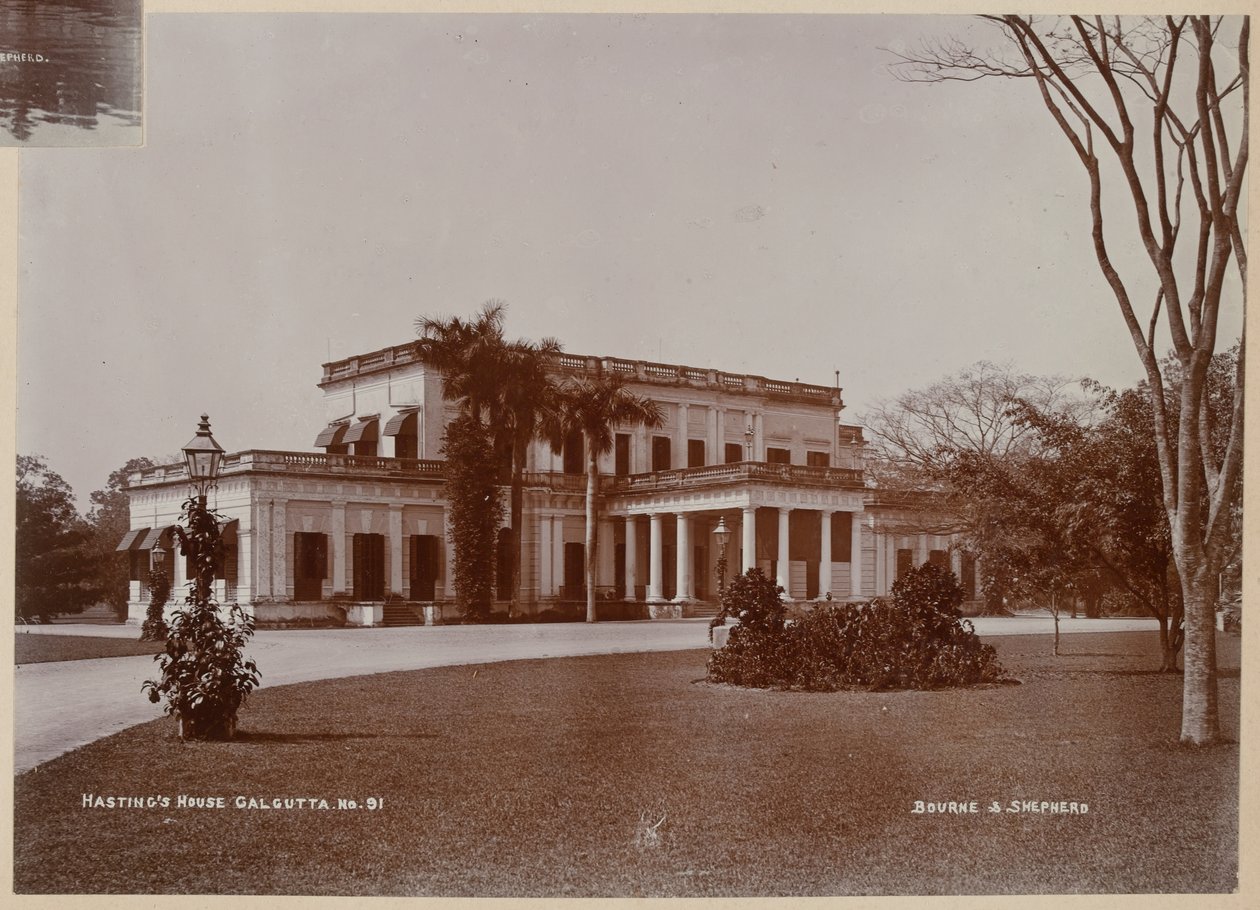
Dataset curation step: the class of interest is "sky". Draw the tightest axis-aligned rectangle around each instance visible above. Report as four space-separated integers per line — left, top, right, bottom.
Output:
16 12 1246 507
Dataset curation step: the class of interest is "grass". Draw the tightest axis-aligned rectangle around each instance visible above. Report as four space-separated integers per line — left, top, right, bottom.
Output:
14 633 166 664
13 631 1241 896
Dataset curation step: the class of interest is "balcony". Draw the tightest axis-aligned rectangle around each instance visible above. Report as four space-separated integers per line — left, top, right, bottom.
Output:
128 450 448 487
606 461 865 495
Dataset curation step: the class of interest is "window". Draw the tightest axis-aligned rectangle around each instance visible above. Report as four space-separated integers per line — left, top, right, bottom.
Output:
294 532 327 601
687 439 705 468
725 442 743 464
766 446 791 464
563 430 584 475
353 440 378 457
928 549 948 568
615 433 631 476
895 548 914 580
394 432 418 460
352 533 385 600
496 528 514 601
831 512 853 562
807 450 830 467
409 535 440 601
652 436 672 471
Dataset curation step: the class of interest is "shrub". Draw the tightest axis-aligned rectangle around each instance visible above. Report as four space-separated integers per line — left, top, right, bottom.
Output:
142 498 260 740
139 562 171 642
707 563 1004 691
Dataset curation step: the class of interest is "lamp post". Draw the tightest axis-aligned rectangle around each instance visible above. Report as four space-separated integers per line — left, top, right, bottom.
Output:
713 516 731 600
180 414 224 608
182 413 224 508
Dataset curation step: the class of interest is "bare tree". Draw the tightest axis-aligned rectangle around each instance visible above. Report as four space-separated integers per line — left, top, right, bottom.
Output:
889 16 1246 745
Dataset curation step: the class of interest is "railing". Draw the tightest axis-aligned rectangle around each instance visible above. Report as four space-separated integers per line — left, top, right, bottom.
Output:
320 342 841 404
131 450 448 486
521 471 590 493
607 461 865 494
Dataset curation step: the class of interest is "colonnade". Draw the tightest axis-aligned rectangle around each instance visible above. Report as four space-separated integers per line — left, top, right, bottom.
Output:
621 507 865 602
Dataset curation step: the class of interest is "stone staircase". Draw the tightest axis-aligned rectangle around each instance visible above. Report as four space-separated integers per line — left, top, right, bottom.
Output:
682 601 721 620
381 601 423 627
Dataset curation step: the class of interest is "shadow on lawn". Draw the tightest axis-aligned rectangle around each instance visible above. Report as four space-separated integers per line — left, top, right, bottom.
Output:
233 730 441 744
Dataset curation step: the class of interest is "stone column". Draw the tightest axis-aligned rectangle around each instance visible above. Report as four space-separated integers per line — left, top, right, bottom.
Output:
676 402 689 467
388 504 403 596
742 506 756 574
753 412 765 462
598 515 616 592
776 506 791 597
624 515 638 601
674 513 691 602
819 509 834 600
874 525 886 597
887 536 898 590
271 499 287 599
951 544 964 582
540 514 553 597
255 500 271 598
552 516 565 598
331 501 347 596
850 511 865 598
707 407 719 465
647 513 664 602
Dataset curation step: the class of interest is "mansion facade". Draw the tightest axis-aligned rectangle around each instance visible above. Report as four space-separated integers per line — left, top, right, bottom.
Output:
120 342 976 626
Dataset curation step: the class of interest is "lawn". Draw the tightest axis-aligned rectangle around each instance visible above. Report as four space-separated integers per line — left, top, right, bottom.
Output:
14 633 166 664
13 631 1241 896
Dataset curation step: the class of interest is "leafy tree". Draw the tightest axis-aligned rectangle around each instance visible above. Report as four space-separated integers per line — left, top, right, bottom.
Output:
890 14 1246 746
441 415 505 621
88 456 158 618
416 301 561 614
861 361 1081 613
15 455 100 621
547 374 663 622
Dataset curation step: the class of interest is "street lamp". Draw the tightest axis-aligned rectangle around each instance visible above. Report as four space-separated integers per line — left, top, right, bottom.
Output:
713 516 731 599
182 413 224 505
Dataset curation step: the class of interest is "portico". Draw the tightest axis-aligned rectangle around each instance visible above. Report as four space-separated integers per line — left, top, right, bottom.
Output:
607 461 869 613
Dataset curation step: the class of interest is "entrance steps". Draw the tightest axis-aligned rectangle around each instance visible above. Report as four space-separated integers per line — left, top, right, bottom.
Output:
682 601 721 620
381 601 423 627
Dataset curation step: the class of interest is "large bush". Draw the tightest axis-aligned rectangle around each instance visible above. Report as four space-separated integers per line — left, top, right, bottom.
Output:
708 563 1004 691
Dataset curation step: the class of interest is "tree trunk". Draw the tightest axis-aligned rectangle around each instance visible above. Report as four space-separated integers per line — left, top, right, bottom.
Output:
1051 593 1060 657
1179 567 1220 744
585 449 599 623
1155 615 1182 673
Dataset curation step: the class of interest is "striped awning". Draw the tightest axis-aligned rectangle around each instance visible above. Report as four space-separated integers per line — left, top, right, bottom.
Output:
382 409 419 436
314 422 350 448
115 528 150 551
342 417 379 444
139 526 176 551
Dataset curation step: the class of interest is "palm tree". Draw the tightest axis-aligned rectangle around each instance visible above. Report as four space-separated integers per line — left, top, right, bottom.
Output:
414 301 510 426
414 302 561 614
549 375 663 622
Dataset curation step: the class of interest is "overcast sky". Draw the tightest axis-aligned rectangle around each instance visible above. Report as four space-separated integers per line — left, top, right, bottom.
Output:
17 13 1245 507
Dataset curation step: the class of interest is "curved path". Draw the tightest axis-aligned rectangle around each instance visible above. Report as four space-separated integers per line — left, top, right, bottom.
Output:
13 614 1158 774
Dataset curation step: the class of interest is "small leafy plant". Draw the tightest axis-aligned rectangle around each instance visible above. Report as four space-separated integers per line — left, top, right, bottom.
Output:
142 497 260 740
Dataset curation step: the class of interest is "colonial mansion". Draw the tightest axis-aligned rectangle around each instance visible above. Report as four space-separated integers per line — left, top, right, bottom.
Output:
119 340 977 626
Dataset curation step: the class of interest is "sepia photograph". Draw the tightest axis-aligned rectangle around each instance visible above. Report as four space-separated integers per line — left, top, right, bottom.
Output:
0 0 142 147
8 5 1250 901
